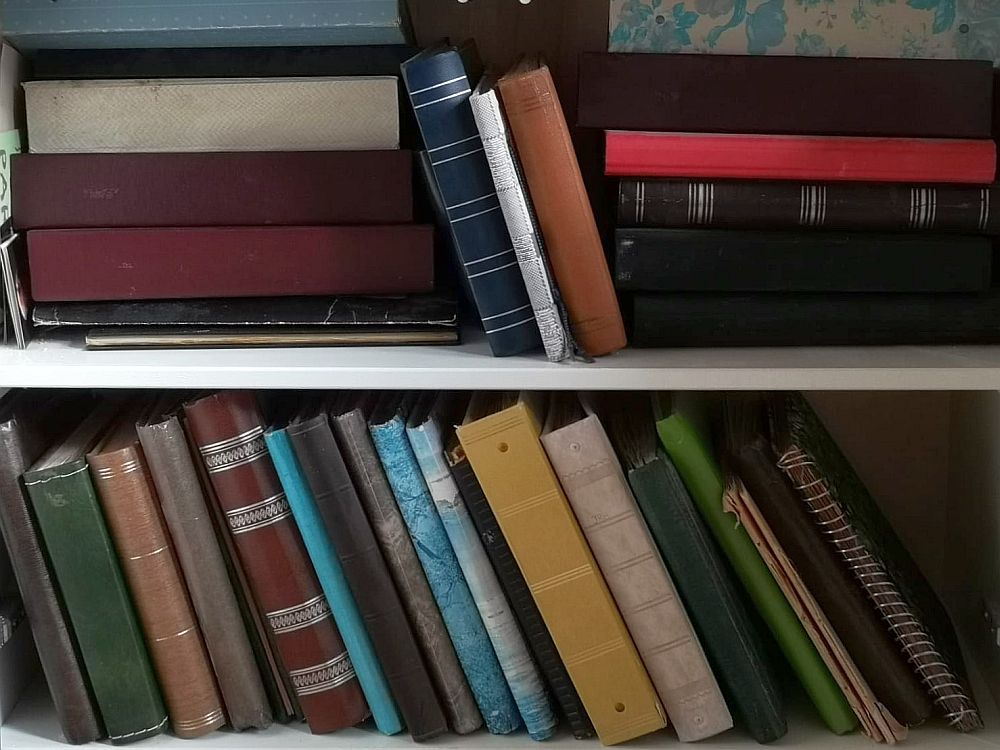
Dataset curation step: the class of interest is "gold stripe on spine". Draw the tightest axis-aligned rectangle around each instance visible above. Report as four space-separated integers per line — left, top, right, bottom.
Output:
153 625 196 643
289 652 356 697
94 458 143 480
127 544 168 561
266 594 332 634
173 708 226 732
224 492 292 535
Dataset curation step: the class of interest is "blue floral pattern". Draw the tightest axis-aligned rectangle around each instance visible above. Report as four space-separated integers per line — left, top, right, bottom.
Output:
747 0 789 54
609 0 1000 63
794 29 849 54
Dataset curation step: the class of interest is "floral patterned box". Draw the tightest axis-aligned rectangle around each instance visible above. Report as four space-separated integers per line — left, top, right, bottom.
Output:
609 0 999 64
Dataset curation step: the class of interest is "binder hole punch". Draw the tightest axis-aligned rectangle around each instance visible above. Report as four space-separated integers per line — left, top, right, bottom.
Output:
614 703 625 713
498 442 509 453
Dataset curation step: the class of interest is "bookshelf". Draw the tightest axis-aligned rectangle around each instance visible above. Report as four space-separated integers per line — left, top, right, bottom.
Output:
3 3 1000 749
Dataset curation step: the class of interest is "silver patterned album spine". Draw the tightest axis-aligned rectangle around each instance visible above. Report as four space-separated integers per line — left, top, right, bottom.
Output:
469 80 573 363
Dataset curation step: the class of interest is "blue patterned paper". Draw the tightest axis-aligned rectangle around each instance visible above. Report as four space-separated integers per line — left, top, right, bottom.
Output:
266 428 403 736
407 416 557 742
370 413 521 736
609 0 1000 64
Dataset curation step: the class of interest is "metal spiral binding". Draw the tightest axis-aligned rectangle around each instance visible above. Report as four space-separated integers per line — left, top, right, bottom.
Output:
777 446 982 731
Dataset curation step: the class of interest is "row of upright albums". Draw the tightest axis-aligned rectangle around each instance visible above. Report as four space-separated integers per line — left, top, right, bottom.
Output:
0 388 982 745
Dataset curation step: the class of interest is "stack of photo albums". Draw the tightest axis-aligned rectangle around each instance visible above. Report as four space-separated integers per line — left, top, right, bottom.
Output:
2 3 454 352
1 11 628 360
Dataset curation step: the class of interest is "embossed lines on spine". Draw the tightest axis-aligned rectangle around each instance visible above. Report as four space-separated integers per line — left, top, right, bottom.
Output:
290 652 357 697
93 457 143 479
267 594 332 635
266 595 354 699
224 492 292 535
198 426 268 474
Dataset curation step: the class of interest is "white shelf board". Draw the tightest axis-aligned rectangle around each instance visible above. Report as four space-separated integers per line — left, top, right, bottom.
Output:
2 676 996 750
7 331 1000 390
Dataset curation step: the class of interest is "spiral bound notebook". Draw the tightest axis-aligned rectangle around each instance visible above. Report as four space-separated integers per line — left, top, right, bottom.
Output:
769 393 982 733
721 471 905 744
721 398 917 743
656 409 857 736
